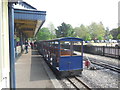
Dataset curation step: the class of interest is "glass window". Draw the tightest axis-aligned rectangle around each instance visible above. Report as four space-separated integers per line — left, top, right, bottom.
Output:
72 41 83 56
60 41 71 56
60 41 83 56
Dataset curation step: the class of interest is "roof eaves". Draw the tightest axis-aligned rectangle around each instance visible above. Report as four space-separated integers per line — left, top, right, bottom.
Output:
18 1 37 10
9 0 37 10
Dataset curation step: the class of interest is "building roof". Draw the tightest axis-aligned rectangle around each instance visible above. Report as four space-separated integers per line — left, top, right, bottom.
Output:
13 0 46 38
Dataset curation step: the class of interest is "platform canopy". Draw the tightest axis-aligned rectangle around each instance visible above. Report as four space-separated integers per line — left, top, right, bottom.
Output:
13 0 46 38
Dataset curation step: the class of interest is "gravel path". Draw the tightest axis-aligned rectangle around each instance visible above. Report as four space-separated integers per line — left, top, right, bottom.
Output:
79 68 119 88
81 53 119 89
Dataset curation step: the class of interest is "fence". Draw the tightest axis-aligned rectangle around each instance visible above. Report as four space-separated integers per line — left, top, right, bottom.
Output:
62 44 120 59
83 45 120 59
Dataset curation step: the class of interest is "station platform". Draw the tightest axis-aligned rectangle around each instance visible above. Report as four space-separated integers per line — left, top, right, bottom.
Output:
15 48 62 88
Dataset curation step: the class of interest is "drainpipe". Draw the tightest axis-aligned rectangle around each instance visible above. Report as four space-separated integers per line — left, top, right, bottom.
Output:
8 2 16 89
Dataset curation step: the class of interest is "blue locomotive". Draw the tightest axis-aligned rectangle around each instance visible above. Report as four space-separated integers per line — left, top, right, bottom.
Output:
37 37 83 77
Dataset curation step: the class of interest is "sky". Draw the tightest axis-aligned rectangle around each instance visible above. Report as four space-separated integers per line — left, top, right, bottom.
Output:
23 0 119 30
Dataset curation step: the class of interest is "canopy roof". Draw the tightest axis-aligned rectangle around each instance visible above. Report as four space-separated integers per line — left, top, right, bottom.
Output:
13 0 46 38
14 9 46 37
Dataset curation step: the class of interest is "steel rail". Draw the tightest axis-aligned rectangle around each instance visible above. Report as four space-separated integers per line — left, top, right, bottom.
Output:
66 77 92 90
84 56 120 73
75 76 91 90
90 60 120 73
66 77 79 90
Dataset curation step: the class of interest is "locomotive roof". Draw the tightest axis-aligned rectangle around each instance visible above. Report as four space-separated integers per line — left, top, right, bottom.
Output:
38 37 83 42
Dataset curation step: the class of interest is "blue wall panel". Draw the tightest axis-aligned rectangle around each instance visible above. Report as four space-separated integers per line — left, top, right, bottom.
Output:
59 56 83 71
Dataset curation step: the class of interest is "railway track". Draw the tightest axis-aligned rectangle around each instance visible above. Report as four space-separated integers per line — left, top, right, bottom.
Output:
66 76 91 90
90 60 120 73
84 56 120 73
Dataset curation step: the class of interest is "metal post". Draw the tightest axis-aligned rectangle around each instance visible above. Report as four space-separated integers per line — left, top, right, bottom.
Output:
70 41 73 56
20 32 23 52
8 2 16 89
81 41 83 57
103 46 105 56
58 41 60 70
118 46 120 60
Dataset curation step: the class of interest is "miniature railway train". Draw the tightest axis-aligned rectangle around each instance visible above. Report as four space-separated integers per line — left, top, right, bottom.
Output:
36 37 83 77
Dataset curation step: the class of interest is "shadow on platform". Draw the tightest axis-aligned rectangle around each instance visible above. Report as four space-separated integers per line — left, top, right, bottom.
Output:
30 49 52 81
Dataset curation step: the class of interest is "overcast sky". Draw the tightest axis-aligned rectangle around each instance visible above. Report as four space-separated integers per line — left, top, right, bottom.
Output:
23 0 119 30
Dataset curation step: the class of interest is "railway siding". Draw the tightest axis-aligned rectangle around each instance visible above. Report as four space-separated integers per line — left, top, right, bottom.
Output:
83 53 119 68
80 53 119 88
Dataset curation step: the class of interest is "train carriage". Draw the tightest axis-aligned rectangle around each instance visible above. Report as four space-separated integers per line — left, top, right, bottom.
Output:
37 37 83 77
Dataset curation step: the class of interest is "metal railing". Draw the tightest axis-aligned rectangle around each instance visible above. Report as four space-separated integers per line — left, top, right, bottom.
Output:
62 44 120 59
83 45 120 59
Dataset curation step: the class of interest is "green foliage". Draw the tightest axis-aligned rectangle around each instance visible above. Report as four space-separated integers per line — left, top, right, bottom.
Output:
117 34 120 39
50 33 56 39
35 21 113 41
36 27 51 40
48 22 56 39
32 37 37 41
98 35 104 40
85 34 91 41
88 22 105 40
74 22 105 41
76 36 80 38
108 34 113 39
74 24 90 40
55 22 74 38
16 37 20 42
104 27 110 40
110 28 118 39
36 26 56 41
118 27 120 34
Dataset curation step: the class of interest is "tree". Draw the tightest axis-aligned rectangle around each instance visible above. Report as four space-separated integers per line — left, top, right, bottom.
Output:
47 22 56 39
117 27 120 39
74 24 90 40
98 35 104 40
74 27 80 37
110 28 118 39
36 27 51 40
104 27 110 40
108 34 113 39
85 34 91 41
55 22 74 38
117 34 120 39
16 37 20 42
88 22 105 40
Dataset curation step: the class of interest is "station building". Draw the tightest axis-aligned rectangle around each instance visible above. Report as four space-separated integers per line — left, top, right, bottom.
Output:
0 0 46 89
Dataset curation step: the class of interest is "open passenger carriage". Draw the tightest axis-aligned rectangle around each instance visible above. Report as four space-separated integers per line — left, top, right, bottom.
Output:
37 37 83 77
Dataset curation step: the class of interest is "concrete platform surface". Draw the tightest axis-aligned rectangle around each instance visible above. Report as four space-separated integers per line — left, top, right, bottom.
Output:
15 48 62 88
